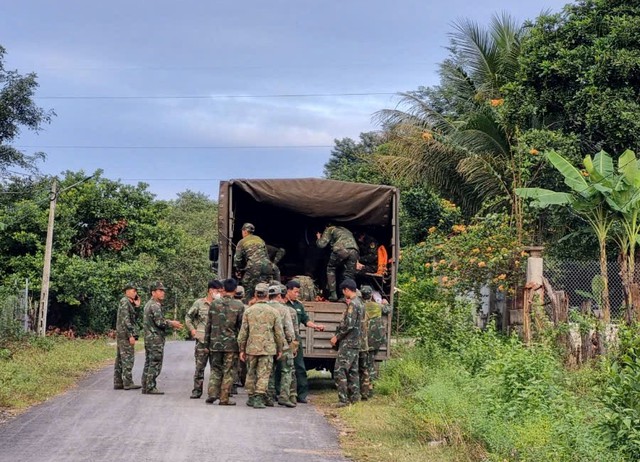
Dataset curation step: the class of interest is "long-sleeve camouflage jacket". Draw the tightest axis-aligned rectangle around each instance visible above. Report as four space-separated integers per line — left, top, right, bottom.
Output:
143 299 172 340
116 296 138 340
316 226 358 252
237 302 285 356
335 296 364 350
184 297 211 343
233 234 270 273
204 295 244 352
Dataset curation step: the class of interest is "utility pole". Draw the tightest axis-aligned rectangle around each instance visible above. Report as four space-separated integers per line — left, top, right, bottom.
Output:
37 180 57 336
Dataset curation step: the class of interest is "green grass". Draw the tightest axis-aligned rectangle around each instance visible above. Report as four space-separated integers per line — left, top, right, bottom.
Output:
0 335 115 410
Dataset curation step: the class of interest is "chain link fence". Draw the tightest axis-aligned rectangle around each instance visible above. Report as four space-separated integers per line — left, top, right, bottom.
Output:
0 284 32 340
544 259 625 319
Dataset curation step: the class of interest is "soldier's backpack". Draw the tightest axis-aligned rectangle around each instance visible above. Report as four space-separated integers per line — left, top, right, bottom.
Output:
295 275 317 301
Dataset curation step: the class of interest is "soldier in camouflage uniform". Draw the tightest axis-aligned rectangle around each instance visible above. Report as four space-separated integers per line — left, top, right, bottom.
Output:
266 285 297 408
330 278 364 407
233 223 272 301
114 283 142 390
204 278 245 405
356 232 379 276
361 286 390 397
141 282 183 395
185 279 223 399
316 225 359 301
284 279 325 403
232 285 247 392
237 283 285 409
266 244 286 283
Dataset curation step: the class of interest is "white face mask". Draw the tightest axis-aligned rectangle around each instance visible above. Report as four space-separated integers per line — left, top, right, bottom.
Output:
214 293 221 299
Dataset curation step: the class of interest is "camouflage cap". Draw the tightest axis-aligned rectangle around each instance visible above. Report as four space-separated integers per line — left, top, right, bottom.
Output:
123 282 138 292
235 285 245 296
360 285 373 296
255 282 269 294
150 281 167 292
267 285 281 296
279 284 287 295
241 223 255 232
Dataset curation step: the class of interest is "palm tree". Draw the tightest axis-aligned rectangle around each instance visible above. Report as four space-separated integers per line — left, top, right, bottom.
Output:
374 13 532 238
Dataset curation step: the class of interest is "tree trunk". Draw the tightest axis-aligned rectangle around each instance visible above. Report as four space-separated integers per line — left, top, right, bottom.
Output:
599 240 611 323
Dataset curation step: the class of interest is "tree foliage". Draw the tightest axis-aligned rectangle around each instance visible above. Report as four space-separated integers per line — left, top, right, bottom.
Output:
0 45 53 176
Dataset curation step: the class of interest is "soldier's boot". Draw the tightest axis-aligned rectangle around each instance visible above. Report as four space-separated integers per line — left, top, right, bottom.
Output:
145 389 165 395
218 389 236 406
190 387 202 399
289 394 298 407
264 394 275 407
114 383 124 390
219 399 236 406
205 396 218 404
124 384 142 390
327 273 338 302
278 398 296 408
231 385 238 395
246 395 255 407
253 394 266 409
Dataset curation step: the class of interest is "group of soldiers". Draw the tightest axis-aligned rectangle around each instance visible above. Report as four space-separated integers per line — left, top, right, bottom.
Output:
235 222 379 303
113 222 387 406
113 276 389 408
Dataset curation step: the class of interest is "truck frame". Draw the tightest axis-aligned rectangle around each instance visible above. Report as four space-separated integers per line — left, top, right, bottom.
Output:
214 178 399 370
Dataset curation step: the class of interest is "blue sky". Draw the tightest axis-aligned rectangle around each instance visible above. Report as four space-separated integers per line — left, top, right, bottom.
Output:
2 0 569 200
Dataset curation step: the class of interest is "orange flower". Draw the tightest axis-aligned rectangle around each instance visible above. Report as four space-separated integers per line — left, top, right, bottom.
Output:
472 248 480 254
452 224 467 234
439 259 446 264
428 226 437 234
478 261 487 268
498 285 505 292
441 276 449 283
421 131 433 141
424 262 431 268
529 148 539 156
490 98 504 107
497 274 507 280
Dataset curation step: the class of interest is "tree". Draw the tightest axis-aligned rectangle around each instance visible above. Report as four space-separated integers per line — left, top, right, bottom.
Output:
324 131 388 184
0 45 53 176
510 0 640 155
375 14 538 235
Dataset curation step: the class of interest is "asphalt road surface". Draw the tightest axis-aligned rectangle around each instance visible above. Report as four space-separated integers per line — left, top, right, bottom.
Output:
0 341 347 462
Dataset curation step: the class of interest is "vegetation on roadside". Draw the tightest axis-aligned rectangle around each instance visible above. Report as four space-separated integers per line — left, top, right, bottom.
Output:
0 335 114 410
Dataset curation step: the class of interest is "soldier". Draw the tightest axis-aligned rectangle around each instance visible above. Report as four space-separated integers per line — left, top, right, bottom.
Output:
114 283 142 390
233 223 271 301
141 282 183 395
237 282 285 409
232 285 247 392
330 278 364 407
284 279 325 404
316 224 359 301
185 279 223 399
266 244 286 283
266 284 297 408
203 278 244 405
360 285 390 398
356 232 379 275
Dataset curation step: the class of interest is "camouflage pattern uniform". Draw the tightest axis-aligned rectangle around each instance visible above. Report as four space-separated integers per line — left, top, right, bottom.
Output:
234 234 272 300
286 298 310 401
358 302 371 399
142 298 173 393
334 295 364 404
317 226 359 299
287 304 300 402
185 297 212 398
267 245 286 283
237 302 285 408
365 300 390 386
357 234 379 274
204 295 244 403
114 296 138 388
267 300 295 406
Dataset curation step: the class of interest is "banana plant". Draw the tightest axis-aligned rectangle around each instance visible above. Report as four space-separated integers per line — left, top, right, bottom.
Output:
516 150 614 321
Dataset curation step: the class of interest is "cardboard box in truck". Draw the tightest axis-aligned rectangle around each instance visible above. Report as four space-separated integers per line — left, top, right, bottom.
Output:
212 178 399 371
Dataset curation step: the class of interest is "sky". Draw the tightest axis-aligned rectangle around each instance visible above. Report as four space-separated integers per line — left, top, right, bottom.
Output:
2 0 570 200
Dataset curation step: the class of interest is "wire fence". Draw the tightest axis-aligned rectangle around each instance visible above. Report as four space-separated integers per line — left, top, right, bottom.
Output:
0 284 32 340
544 259 625 320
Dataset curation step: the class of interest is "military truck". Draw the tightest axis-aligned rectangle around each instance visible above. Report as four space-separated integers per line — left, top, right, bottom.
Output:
211 178 399 371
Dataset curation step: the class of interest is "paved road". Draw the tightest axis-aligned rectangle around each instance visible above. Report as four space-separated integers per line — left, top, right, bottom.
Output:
0 341 347 462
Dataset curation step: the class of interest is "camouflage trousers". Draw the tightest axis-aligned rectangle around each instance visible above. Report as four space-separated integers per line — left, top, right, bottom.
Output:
293 341 308 400
242 265 272 301
191 340 210 397
358 351 372 398
114 338 135 387
208 351 238 402
327 248 358 293
245 355 274 396
269 350 293 402
334 347 360 404
142 336 165 392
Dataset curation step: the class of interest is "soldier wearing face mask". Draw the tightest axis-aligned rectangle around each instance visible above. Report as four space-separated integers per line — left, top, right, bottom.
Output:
185 279 224 399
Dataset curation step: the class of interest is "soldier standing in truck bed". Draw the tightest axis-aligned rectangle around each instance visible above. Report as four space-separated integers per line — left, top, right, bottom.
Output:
316 224 359 302
233 223 271 301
